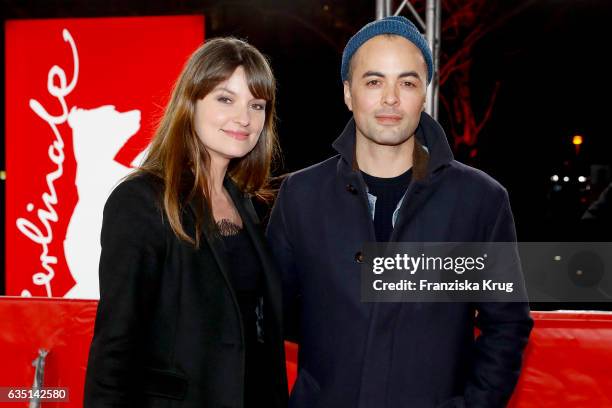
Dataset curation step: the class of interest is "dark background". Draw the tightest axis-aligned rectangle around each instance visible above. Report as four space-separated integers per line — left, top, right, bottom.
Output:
2 0 612 304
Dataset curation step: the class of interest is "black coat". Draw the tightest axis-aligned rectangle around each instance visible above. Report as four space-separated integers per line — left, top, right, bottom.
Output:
84 173 288 408
266 113 533 408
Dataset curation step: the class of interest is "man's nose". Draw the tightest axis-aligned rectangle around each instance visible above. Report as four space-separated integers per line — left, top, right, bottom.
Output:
382 84 399 106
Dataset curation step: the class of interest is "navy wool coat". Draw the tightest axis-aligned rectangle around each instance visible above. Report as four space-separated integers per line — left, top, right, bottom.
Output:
267 112 533 408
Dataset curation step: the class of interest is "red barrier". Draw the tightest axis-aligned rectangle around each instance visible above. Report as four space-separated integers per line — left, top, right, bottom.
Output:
509 311 612 407
0 297 97 407
1 297 611 406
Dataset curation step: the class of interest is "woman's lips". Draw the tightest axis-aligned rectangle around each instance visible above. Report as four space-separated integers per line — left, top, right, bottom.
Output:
222 129 250 140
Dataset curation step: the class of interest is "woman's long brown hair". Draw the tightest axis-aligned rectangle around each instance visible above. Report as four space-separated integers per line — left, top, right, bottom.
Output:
136 37 278 247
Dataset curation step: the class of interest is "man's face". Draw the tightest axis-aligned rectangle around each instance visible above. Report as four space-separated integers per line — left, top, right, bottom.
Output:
344 35 427 147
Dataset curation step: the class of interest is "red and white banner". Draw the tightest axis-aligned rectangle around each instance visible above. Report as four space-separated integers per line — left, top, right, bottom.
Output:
5 16 205 299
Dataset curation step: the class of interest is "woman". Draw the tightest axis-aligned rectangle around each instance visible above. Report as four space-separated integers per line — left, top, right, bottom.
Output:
84 38 288 408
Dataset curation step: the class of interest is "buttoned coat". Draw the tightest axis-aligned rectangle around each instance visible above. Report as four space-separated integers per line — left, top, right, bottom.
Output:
84 173 288 408
266 112 533 408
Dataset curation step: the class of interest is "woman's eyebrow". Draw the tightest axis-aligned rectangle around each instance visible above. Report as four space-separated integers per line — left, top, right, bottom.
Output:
214 86 236 95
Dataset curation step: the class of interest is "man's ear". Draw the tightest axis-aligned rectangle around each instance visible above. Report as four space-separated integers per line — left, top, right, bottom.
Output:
343 80 353 112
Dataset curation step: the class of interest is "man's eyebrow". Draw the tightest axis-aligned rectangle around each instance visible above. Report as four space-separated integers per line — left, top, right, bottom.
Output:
361 71 422 81
362 71 385 78
399 71 422 81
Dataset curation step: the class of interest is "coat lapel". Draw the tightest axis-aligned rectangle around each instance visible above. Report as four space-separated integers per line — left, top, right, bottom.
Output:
188 178 283 335
224 178 283 331
188 195 244 348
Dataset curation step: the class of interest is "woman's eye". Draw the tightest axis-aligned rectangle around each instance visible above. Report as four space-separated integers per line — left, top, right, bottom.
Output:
251 103 266 111
217 96 232 104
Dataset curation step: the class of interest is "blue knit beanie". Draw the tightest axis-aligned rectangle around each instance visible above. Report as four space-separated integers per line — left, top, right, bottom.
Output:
341 16 433 84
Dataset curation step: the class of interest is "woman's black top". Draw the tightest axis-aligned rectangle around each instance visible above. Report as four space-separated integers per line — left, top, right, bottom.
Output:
218 220 271 408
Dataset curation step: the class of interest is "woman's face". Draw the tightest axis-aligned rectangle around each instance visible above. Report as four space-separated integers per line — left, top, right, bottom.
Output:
194 66 267 162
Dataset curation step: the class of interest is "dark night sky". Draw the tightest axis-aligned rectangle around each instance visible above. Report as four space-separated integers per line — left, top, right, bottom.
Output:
1 0 612 297
470 0 612 239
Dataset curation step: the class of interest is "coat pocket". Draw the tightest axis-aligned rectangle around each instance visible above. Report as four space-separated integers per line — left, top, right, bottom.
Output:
142 367 188 401
289 368 321 408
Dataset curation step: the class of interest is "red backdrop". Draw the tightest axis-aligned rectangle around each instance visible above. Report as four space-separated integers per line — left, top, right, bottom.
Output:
5 16 205 299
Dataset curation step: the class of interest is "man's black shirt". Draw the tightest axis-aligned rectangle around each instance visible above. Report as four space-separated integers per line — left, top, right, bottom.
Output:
361 168 412 242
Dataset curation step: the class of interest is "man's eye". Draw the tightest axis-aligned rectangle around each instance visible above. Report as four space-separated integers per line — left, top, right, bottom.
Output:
402 81 416 88
366 79 381 86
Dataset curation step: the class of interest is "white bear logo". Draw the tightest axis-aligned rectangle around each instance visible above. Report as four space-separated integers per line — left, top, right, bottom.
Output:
64 105 146 299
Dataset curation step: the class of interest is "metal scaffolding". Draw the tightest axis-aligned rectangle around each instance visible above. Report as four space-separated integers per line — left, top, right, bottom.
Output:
376 0 441 119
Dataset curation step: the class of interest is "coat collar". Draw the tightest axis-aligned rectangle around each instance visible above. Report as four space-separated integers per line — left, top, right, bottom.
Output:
331 111 454 177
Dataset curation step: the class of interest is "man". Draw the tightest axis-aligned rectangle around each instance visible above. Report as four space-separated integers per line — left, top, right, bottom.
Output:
267 16 533 408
